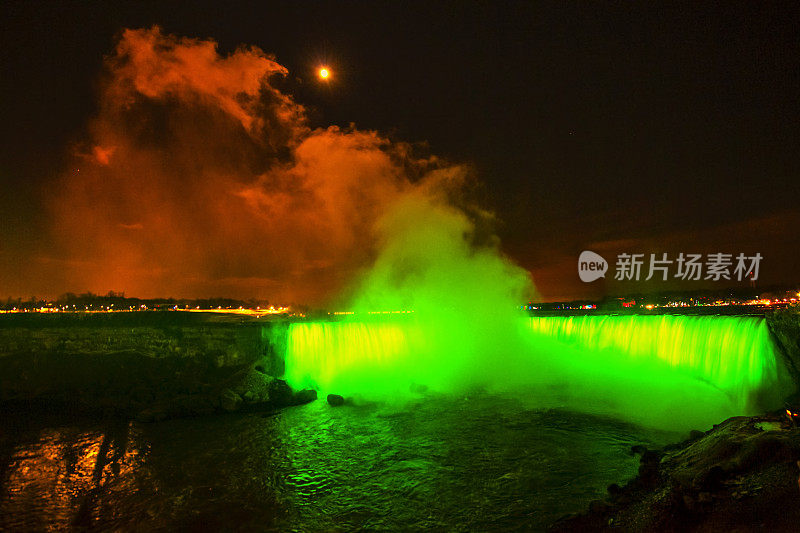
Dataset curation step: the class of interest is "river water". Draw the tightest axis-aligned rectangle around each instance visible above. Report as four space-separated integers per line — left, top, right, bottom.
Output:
0 395 680 531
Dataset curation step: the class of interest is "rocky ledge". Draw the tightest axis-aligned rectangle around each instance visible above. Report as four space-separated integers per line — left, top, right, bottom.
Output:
134 366 317 422
551 410 800 532
0 313 315 422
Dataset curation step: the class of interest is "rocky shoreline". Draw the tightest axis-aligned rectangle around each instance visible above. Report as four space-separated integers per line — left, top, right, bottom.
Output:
551 408 800 532
0 312 315 422
133 366 318 422
548 308 800 531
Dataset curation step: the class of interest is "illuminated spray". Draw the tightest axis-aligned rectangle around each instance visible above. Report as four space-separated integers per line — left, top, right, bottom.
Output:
281 196 792 431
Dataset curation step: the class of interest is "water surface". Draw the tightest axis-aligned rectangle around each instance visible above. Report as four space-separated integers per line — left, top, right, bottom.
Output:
0 395 680 531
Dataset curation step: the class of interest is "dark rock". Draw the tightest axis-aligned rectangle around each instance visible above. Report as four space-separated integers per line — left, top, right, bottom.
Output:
588 500 608 514
637 450 663 487
553 416 800 532
630 444 647 456
735 433 798 471
233 368 274 402
267 379 293 406
697 491 712 503
689 429 706 441
640 449 661 464
682 493 696 511
292 389 317 405
693 465 725 491
254 364 266 374
0 314 275 422
607 483 622 496
327 394 345 407
219 388 242 412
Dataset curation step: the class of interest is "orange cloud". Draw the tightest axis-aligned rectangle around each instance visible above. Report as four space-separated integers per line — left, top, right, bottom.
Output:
47 27 532 307
92 146 115 165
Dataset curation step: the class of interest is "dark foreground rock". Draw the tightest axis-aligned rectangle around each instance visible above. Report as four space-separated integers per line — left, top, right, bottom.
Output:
0 313 312 422
551 413 800 532
219 388 243 412
327 394 345 406
131 377 316 422
292 388 318 405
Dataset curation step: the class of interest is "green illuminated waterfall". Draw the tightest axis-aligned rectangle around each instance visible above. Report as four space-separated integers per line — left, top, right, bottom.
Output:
281 314 791 429
527 315 783 404
283 320 430 396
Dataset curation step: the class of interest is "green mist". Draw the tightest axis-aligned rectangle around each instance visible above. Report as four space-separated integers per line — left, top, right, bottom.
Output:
281 195 791 431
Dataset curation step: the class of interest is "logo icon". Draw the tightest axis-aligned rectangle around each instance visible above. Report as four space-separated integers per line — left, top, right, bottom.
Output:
578 250 608 282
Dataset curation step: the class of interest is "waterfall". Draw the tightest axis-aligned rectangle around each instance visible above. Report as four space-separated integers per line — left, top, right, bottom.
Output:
278 314 791 427
526 315 789 411
283 320 429 396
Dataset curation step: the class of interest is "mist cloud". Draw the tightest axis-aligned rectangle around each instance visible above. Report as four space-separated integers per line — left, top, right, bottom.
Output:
47 26 533 307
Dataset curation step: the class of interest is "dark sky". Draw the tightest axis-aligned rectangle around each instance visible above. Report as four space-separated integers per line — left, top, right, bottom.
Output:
1 1 799 301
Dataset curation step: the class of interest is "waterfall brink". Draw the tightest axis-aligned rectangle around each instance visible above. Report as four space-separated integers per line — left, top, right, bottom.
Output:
280 314 791 429
283 320 430 396
526 315 789 412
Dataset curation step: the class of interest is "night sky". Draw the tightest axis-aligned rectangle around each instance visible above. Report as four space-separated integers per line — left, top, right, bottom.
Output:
1 1 799 302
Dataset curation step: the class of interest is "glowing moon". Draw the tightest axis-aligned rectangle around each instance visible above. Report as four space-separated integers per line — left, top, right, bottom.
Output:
319 67 330 79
